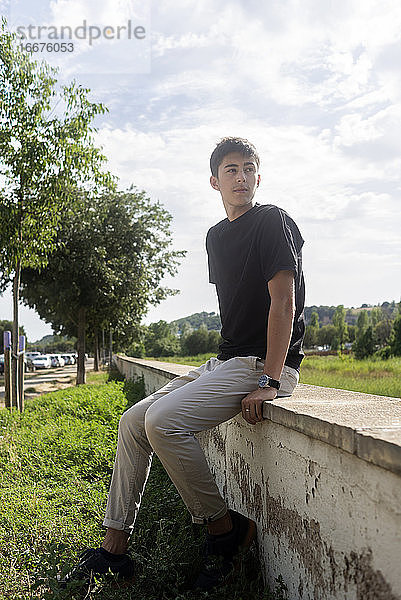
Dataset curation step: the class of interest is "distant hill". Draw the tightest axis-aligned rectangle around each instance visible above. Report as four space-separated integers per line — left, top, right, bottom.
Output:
28 334 76 352
304 301 398 326
32 334 56 347
170 311 221 334
172 302 398 332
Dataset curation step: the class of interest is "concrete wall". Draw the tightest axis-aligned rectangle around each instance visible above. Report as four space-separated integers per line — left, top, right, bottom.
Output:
113 355 401 600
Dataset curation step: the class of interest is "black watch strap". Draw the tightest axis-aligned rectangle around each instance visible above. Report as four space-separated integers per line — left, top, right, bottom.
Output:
258 374 280 390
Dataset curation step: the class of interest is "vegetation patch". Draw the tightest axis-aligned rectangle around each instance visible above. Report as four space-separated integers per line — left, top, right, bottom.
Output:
146 353 217 366
300 355 401 397
0 376 284 599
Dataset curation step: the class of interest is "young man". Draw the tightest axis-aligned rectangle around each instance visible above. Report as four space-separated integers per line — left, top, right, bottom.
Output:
61 137 305 591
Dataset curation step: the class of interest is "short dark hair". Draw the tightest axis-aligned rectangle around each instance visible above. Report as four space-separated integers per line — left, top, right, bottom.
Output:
210 137 260 178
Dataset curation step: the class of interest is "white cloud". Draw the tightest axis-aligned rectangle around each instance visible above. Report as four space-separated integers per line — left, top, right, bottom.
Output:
334 112 384 147
4 0 401 338
334 105 401 149
49 0 146 27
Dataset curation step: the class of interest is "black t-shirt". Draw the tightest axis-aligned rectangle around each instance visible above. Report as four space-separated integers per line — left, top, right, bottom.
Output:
206 203 305 371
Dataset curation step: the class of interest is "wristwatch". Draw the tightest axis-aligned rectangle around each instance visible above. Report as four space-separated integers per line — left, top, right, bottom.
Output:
258 374 280 390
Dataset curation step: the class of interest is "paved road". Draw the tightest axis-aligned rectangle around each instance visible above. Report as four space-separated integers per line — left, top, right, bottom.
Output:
0 359 94 399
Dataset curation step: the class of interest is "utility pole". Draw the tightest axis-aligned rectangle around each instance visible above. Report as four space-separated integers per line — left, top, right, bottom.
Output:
18 335 25 412
3 331 12 409
109 328 113 372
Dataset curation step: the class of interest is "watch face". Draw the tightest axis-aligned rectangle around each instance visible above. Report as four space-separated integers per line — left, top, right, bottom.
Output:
258 374 269 387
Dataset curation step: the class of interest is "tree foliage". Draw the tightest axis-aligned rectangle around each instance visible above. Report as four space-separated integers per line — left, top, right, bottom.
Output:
180 326 221 355
389 314 401 357
374 319 392 347
131 301 401 359
352 304 398 358
303 311 319 348
310 311 319 328
0 18 111 281
143 321 180 357
0 18 111 404
354 325 375 359
332 305 348 352
20 189 185 382
356 311 369 336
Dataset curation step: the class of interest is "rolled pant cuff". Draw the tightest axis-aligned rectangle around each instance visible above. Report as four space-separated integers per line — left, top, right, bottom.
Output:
103 517 133 535
191 505 228 525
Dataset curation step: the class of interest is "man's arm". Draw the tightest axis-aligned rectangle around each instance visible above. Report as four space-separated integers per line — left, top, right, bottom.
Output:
241 269 295 425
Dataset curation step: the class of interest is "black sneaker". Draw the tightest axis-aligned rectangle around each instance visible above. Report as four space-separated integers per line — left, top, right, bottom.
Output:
58 547 135 588
193 509 257 591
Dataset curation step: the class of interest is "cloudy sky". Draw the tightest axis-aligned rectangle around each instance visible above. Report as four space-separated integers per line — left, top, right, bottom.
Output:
1 0 401 341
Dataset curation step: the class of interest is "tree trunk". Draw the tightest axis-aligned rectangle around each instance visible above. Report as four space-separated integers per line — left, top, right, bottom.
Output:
12 263 21 408
109 328 113 372
76 306 86 385
93 327 99 371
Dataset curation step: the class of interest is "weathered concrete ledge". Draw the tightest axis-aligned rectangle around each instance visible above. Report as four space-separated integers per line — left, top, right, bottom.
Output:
263 385 401 478
114 355 401 600
114 356 401 477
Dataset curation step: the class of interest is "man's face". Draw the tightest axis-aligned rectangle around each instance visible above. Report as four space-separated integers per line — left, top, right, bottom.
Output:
210 151 260 210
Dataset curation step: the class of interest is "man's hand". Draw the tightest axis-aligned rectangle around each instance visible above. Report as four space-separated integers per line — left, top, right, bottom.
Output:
241 387 277 425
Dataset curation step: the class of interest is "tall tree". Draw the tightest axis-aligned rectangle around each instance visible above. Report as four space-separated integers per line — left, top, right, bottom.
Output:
20 190 185 383
353 310 370 357
144 321 180 357
370 307 382 328
389 313 401 357
0 19 111 406
332 305 348 352
374 319 392 347
354 325 375 359
347 324 356 343
304 310 320 349
356 310 369 339
310 311 319 329
316 324 337 349
180 324 210 355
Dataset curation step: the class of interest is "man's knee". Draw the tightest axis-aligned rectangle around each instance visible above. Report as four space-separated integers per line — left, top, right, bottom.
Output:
144 404 169 445
118 402 147 436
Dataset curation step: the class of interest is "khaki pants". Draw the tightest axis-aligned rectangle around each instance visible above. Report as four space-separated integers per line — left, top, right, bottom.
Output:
103 356 298 531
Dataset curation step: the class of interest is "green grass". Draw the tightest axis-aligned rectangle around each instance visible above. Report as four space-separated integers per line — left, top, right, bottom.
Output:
148 354 401 398
86 371 109 386
0 375 284 600
300 354 401 397
145 353 215 367
0 369 108 389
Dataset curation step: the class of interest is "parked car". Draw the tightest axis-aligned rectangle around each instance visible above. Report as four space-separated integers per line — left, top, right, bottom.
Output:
61 354 75 365
32 355 51 369
26 352 41 360
49 354 65 367
0 354 35 374
61 354 70 365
